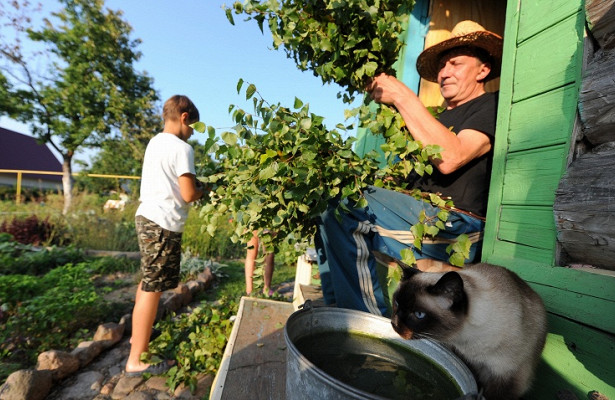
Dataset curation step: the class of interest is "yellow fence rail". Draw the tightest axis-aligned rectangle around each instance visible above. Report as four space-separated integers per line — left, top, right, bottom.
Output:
0 169 140 204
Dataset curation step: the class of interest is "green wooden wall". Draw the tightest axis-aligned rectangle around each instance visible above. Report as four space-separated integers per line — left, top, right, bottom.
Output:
482 0 615 397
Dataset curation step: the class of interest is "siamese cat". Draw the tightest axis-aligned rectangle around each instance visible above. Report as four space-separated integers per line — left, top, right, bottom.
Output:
391 263 547 400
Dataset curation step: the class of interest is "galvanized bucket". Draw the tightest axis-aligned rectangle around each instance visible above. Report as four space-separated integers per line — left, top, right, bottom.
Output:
284 302 478 400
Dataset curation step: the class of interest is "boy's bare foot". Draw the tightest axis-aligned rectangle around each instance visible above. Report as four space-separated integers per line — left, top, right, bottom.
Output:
125 359 175 377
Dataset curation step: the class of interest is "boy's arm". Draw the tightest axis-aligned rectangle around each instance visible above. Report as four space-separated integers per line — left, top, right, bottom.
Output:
178 173 204 203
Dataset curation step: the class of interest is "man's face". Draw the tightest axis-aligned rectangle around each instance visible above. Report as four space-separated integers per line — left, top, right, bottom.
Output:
437 49 489 106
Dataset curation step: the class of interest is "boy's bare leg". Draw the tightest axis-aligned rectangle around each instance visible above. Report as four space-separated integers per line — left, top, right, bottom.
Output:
125 282 164 372
263 252 275 294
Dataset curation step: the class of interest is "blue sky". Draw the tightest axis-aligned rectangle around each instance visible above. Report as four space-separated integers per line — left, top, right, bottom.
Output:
1 0 361 165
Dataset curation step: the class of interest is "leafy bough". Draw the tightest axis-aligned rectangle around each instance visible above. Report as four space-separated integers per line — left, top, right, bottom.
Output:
193 80 471 267
195 0 473 267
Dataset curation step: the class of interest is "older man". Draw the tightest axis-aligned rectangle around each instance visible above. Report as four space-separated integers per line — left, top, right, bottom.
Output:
314 21 503 316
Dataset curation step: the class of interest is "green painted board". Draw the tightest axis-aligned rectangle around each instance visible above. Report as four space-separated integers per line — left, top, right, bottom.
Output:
526 313 615 400
483 0 615 395
497 205 557 250
484 252 615 333
488 240 556 267
533 284 615 334
508 85 578 152
518 0 583 42
513 13 584 102
502 145 568 205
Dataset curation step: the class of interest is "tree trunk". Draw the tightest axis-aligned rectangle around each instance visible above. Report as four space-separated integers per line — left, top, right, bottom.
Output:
62 153 73 215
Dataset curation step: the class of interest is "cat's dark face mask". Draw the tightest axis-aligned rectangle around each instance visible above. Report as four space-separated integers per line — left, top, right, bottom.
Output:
391 268 468 341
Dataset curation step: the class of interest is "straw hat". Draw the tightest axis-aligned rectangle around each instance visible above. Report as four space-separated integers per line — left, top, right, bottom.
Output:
416 20 503 82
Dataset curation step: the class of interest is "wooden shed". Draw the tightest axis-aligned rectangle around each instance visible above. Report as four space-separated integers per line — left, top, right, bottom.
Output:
357 0 615 398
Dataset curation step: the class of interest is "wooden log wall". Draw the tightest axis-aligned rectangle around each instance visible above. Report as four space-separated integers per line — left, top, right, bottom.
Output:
554 0 615 271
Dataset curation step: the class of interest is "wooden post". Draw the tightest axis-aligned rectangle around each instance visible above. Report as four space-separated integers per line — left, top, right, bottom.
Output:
16 171 22 205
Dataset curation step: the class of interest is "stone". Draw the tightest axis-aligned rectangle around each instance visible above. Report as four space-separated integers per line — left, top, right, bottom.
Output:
142 376 170 392
161 293 183 314
0 369 52 400
120 313 133 335
197 267 214 289
36 350 80 381
53 370 103 400
125 391 153 400
93 322 125 346
71 340 104 367
112 376 144 399
185 281 201 296
173 283 192 306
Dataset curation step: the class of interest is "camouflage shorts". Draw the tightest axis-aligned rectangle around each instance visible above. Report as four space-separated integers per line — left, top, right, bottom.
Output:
135 215 183 292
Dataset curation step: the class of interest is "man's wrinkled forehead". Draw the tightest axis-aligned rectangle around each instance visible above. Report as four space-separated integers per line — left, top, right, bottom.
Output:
437 46 487 68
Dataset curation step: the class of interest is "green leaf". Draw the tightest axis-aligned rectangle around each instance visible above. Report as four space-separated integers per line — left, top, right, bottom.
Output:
221 131 238 146
225 7 235 25
246 84 257 100
189 121 206 133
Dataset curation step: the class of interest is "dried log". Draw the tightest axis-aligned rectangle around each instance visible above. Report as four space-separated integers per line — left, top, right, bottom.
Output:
554 146 615 270
578 48 615 146
585 0 615 49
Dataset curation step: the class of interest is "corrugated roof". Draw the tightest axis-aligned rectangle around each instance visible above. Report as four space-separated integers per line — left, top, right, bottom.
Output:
0 127 62 182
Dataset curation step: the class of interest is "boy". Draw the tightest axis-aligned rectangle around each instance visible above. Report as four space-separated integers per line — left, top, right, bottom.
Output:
125 95 204 376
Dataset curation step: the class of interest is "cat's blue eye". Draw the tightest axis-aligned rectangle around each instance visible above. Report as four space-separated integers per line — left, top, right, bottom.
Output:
414 311 426 319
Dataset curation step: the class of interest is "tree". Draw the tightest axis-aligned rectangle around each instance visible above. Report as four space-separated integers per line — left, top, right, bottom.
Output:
0 0 159 214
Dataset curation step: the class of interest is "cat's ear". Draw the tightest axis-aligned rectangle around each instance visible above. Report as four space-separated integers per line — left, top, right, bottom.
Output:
400 265 420 281
431 271 465 304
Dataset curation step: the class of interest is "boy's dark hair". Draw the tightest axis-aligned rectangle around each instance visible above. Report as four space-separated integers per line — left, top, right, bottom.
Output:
163 95 199 123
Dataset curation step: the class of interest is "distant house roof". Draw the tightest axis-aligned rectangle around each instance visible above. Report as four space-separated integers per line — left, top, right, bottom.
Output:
0 127 62 183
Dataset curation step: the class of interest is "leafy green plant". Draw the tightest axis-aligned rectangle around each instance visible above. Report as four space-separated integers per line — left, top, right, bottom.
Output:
218 0 468 267
148 301 236 392
226 0 411 103
198 81 383 258
0 251 139 380
1 263 114 367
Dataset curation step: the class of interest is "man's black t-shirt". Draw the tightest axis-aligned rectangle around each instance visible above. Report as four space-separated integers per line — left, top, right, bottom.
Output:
416 92 498 217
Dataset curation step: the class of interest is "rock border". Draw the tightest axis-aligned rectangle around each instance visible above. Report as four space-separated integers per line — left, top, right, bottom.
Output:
0 268 214 400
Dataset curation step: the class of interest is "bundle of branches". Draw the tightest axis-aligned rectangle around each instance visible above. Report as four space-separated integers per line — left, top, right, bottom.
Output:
195 1 469 266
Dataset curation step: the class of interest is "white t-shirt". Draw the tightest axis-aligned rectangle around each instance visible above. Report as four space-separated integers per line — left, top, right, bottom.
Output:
136 132 196 232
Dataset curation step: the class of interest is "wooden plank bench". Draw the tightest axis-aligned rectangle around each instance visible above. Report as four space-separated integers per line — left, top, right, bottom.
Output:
210 297 295 399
